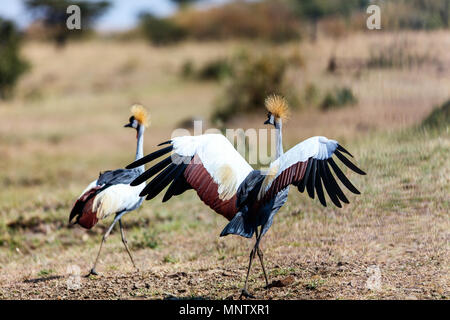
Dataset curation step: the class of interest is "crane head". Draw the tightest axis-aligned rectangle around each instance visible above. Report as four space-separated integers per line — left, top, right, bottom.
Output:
264 94 289 126
124 104 149 129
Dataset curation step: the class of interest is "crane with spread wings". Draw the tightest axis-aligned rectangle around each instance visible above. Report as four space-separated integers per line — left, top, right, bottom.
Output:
127 95 365 298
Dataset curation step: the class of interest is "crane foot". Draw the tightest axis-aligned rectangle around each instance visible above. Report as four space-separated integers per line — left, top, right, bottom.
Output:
85 268 99 277
239 289 255 299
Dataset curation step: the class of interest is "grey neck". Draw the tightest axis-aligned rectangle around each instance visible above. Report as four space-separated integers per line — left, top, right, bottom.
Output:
274 119 283 158
135 125 145 172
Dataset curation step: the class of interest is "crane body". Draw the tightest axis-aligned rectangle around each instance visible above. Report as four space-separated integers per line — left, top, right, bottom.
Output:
69 105 149 276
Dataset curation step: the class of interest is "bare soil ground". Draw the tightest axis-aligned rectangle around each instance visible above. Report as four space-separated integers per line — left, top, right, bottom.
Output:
0 32 448 299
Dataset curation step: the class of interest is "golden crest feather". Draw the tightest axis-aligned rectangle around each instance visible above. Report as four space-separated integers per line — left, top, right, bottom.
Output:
265 95 289 120
131 104 149 127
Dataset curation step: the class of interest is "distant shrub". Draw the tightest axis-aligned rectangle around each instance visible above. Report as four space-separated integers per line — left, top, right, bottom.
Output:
180 59 195 79
320 87 357 111
0 18 30 99
421 100 450 130
382 0 450 31
367 41 438 69
180 58 233 81
174 1 301 42
139 13 186 45
303 83 320 106
212 52 294 122
197 58 233 81
291 0 370 41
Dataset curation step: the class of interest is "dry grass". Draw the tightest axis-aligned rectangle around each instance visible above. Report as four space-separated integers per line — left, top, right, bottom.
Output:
0 31 448 299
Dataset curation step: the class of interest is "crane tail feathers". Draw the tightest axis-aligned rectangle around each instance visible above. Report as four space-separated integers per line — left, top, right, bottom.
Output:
220 212 254 238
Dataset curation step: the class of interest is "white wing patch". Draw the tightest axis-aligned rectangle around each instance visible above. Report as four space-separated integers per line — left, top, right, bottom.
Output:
172 134 253 195
92 183 145 220
216 164 237 200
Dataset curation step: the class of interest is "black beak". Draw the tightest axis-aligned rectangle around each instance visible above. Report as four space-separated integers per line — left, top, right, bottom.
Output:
264 119 270 125
124 123 132 128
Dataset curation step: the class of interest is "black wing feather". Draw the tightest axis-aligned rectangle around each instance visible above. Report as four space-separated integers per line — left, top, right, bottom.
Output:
337 144 354 158
319 161 341 207
297 159 313 193
314 165 326 207
126 145 173 169
140 163 177 198
324 162 349 203
162 163 189 202
334 150 366 175
306 159 317 199
327 158 361 194
130 155 172 186
157 140 172 146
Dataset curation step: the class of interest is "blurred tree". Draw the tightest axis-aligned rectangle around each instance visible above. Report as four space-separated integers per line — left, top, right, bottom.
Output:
25 0 110 47
171 0 199 9
139 13 186 45
409 0 449 28
0 18 30 100
291 0 369 41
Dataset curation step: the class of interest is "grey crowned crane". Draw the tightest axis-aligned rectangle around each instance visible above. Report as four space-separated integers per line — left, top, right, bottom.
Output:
126 95 366 298
69 105 149 276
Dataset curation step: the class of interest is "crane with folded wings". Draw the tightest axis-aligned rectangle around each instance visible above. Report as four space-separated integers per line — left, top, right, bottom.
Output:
69 105 149 276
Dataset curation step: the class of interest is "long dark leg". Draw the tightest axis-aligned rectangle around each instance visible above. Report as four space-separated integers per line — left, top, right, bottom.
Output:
240 246 257 299
255 228 269 287
86 214 121 277
119 219 139 272
240 231 264 299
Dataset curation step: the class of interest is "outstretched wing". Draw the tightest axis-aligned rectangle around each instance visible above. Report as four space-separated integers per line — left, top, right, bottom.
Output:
258 136 366 207
127 134 253 220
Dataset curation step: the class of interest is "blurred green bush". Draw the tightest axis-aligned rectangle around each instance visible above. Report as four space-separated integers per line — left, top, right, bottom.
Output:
382 0 449 30
0 18 30 99
139 13 187 45
367 40 439 69
320 87 357 111
180 58 234 81
212 51 296 123
421 100 450 130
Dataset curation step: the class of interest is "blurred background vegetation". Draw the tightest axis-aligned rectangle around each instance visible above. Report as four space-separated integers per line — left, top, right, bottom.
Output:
2 0 449 121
